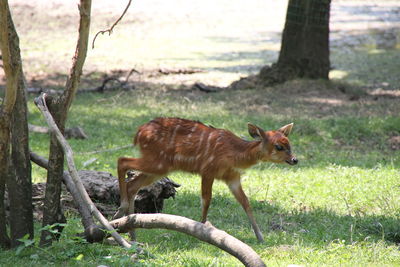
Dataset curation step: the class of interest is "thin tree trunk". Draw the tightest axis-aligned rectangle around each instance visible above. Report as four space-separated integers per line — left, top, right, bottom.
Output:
40 0 92 246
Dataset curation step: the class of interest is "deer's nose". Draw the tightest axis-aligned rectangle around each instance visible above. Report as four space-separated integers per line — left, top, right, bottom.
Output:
292 157 298 165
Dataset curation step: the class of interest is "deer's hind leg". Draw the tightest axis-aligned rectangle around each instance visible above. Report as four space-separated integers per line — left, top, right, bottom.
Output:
200 175 215 223
113 157 166 219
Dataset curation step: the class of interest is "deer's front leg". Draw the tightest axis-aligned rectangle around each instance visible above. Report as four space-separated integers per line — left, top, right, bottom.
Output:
226 173 264 242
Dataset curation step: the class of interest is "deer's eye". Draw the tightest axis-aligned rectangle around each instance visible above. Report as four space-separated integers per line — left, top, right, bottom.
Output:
275 144 284 151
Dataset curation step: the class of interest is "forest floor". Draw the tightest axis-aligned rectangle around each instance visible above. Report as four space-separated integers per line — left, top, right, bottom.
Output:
1 1 400 267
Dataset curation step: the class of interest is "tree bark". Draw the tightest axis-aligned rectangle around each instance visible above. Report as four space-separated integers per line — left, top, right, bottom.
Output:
8 73 33 247
40 0 92 246
258 0 331 85
0 0 26 249
4 4 33 247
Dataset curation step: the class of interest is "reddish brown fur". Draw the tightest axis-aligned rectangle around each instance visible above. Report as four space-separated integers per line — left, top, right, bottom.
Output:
114 117 297 242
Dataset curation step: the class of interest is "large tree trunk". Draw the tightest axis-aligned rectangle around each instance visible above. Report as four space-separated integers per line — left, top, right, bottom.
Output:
0 118 11 248
6 6 33 247
40 0 92 246
0 1 15 249
258 0 331 85
8 73 34 247
0 0 32 248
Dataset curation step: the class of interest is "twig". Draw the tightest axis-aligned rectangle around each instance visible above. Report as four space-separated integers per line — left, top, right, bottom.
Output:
34 93 131 248
92 0 132 49
125 68 141 83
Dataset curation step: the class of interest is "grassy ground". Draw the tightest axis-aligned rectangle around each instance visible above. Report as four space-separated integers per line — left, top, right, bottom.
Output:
2 80 398 266
1 0 400 266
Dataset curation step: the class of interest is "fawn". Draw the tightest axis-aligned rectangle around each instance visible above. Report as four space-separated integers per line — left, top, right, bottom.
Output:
114 117 298 242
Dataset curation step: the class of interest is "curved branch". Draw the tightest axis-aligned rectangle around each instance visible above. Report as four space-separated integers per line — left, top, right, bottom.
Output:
92 0 132 49
110 214 266 267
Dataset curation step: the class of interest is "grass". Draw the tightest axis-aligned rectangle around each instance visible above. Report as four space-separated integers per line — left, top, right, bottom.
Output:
2 80 398 266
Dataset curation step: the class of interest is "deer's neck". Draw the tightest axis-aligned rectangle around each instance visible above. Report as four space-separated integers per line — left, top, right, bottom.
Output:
234 139 263 169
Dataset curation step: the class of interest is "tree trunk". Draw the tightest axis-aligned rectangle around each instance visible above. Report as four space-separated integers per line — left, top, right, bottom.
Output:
40 0 92 246
7 73 34 247
258 0 331 85
0 121 11 249
0 0 31 248
39 107 67 246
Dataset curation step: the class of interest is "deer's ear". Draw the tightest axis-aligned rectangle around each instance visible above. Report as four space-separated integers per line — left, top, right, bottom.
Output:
248 123 267 140
278 123 294 137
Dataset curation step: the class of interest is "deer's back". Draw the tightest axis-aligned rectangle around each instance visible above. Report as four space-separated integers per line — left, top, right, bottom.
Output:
134 117 241 177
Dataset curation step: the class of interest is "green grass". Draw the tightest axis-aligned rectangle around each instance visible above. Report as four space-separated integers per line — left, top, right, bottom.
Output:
2 81 399 266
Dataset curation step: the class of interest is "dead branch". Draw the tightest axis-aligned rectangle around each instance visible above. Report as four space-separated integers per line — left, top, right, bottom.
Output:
110 214 266 267
34 93 131 248
158 68 203 75
92 0 132 49
192 82 222 93
125 68 141 83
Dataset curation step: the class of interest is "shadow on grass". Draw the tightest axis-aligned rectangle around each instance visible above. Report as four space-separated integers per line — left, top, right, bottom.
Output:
156 190 400 251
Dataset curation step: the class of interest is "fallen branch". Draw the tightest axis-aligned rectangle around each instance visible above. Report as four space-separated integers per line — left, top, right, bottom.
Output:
192 82 222 93
92 0 132 49
157 68 203 75
110 214 266 267
34 93 131 248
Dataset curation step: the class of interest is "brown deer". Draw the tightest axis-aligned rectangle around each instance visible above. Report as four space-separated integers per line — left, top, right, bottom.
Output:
114 117 298 242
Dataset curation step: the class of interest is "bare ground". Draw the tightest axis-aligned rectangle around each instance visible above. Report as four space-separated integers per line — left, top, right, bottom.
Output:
1 0 399 115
